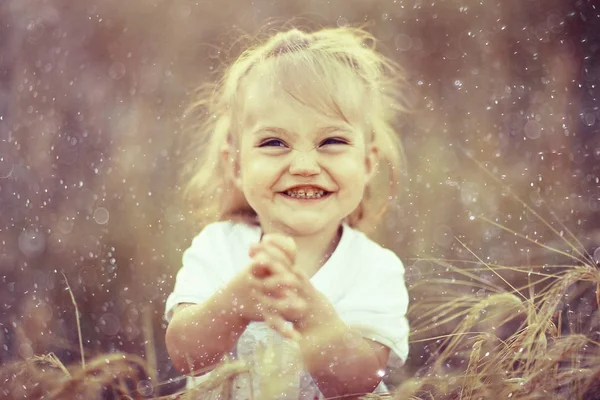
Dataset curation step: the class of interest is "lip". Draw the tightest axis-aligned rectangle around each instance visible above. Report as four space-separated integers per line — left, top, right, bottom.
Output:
282 184 330 192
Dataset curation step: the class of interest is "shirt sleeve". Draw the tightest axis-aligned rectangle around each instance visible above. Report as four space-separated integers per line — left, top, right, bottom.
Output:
336 249 410 365
164 223 232 322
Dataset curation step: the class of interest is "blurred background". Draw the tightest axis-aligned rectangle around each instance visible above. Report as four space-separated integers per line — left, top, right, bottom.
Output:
0 0 598 395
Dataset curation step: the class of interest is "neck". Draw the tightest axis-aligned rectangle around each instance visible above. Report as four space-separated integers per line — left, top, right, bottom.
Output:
261 221 342 278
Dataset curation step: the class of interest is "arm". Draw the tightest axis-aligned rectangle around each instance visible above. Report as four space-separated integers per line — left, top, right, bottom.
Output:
296 293 390 397
165 272 258 375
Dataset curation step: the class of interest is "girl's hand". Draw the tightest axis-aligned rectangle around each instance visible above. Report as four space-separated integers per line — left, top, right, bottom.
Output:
226 233 297 329
249 234 322 340
227 268 270 323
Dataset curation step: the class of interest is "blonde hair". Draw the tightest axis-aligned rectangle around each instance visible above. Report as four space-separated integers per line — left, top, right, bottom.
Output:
179 25 408 234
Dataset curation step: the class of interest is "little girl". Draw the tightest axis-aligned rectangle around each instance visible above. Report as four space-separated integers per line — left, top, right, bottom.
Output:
165 25 410 399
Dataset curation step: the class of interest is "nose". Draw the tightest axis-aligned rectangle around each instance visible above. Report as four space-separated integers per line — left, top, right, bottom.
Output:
289 149 321 176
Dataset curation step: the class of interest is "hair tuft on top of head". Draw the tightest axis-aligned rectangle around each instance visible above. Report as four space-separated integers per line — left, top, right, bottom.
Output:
266 29 313 58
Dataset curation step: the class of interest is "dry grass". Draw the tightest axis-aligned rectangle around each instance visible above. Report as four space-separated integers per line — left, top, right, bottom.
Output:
399 258 600 400
0 351 150 399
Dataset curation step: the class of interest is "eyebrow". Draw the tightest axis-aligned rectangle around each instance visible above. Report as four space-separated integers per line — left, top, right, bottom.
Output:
252 126 353 137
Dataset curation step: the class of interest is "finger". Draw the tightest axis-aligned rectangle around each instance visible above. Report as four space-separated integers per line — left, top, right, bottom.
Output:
261 234 296 264
250 251 288 278
252 241 293 270
248 243 261 258
263 311 289 334
251 262 272 279
263 310 301 342
261 292 308 323
262 274 299 298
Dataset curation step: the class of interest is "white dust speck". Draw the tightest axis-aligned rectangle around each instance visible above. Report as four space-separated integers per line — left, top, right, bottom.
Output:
593 247 600 265
336 16 349 28
18 230 46 258
98 313 120 336
93 207 110 224
137 380 154 396
524 120 542 139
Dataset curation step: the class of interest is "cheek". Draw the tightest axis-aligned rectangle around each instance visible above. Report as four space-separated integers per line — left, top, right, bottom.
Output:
330 155 368 178
240 155 280 191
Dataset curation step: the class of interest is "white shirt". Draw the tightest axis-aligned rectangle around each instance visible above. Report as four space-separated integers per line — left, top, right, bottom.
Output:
165 221 410 399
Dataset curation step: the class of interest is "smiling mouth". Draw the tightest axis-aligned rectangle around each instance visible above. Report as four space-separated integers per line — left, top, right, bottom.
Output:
280 190 331 200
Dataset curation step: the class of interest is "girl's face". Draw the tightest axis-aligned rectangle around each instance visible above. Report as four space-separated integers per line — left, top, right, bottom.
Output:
229 69 377 237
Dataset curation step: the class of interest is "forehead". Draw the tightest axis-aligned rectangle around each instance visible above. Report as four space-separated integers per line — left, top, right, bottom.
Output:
237 57 369 130
240 76 329 129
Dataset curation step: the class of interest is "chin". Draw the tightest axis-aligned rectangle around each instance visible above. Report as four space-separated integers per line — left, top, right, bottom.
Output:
279 219 336 236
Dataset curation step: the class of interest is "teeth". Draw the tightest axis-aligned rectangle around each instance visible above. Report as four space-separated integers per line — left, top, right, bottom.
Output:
285 188 326 199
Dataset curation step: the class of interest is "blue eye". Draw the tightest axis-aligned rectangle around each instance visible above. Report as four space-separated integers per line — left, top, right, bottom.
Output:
321 137 347 146
259 139 286 147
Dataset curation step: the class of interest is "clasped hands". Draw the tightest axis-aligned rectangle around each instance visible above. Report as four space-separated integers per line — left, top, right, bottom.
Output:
231 233 328 341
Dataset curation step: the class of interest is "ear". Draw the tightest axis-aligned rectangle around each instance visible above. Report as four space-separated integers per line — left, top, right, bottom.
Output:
365 143 379 183
221 143 242 189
